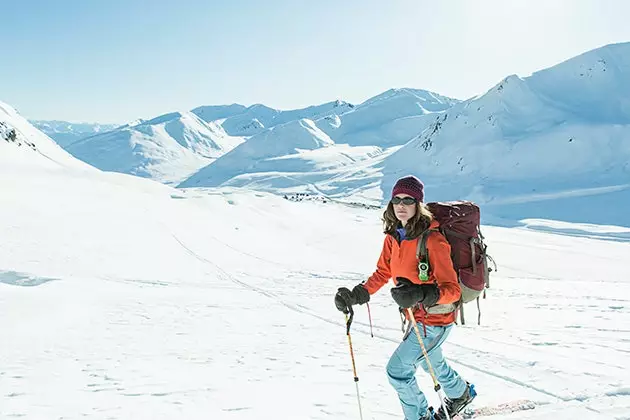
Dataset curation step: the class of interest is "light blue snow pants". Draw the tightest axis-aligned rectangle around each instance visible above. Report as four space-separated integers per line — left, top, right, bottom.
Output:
386 324 467 420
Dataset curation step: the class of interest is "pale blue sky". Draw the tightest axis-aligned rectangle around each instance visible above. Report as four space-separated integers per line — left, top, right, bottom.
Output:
2 0 629 123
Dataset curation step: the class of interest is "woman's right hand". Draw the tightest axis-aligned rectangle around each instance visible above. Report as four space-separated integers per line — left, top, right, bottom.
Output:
334 284 370 313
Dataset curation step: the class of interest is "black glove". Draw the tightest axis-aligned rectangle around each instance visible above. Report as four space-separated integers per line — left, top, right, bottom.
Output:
390 277 440 308
334 284 370 314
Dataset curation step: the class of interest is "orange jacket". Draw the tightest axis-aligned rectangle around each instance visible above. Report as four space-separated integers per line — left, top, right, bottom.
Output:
363 220 461 326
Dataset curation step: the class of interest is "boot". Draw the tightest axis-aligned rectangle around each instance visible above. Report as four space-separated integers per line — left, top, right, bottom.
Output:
420 407 435 420
435 382 476 419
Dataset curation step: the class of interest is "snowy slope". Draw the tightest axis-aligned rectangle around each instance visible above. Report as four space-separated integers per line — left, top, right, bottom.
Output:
377 42 630 226
65 111 245 185
179 89 458 190
179 118 339 188
1 156 629 419
182 144 390 199
0 101 96 172
31 120 118 147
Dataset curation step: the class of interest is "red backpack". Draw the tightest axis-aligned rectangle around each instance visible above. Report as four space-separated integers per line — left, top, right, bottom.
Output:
417 201 496 324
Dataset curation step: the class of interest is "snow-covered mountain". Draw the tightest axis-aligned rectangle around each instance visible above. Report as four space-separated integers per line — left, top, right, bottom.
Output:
378 42 630 226
179 88 458 190
180 42 630 226
31 120 118 148
65 111 245 185
61 92 455 187
0 101 95 172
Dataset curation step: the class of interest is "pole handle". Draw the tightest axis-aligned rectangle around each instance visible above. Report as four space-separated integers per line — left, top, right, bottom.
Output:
346 306 354 335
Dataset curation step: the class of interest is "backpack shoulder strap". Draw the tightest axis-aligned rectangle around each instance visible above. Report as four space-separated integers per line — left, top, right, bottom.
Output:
416 227 460 316
416 228 440 262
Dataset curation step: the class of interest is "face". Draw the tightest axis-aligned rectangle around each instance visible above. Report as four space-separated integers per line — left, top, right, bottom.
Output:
391 194 417 225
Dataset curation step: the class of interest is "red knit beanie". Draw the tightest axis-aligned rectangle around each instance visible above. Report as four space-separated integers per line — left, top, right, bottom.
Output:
391 175 424 202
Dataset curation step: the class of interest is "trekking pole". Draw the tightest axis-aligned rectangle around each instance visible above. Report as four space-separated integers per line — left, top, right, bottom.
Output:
344 307 364 420
406 308 451 420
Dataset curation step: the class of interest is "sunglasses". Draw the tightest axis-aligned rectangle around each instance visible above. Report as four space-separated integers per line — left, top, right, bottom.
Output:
391 196 417 205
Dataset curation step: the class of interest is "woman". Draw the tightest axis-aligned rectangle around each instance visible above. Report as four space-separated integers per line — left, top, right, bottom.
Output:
334 175 475 420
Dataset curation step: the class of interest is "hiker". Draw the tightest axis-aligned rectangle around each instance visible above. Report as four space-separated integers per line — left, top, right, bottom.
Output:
334 175 475 420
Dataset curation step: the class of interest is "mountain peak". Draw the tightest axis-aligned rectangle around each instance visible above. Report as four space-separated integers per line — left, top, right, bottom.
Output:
144 111 184 126
190 104 248 123
363 88 460 107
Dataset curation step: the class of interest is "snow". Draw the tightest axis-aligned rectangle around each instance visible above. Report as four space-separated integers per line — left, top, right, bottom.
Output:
518 218 630 241
1 152 629 419
64 111 245 185
526 43 630 124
